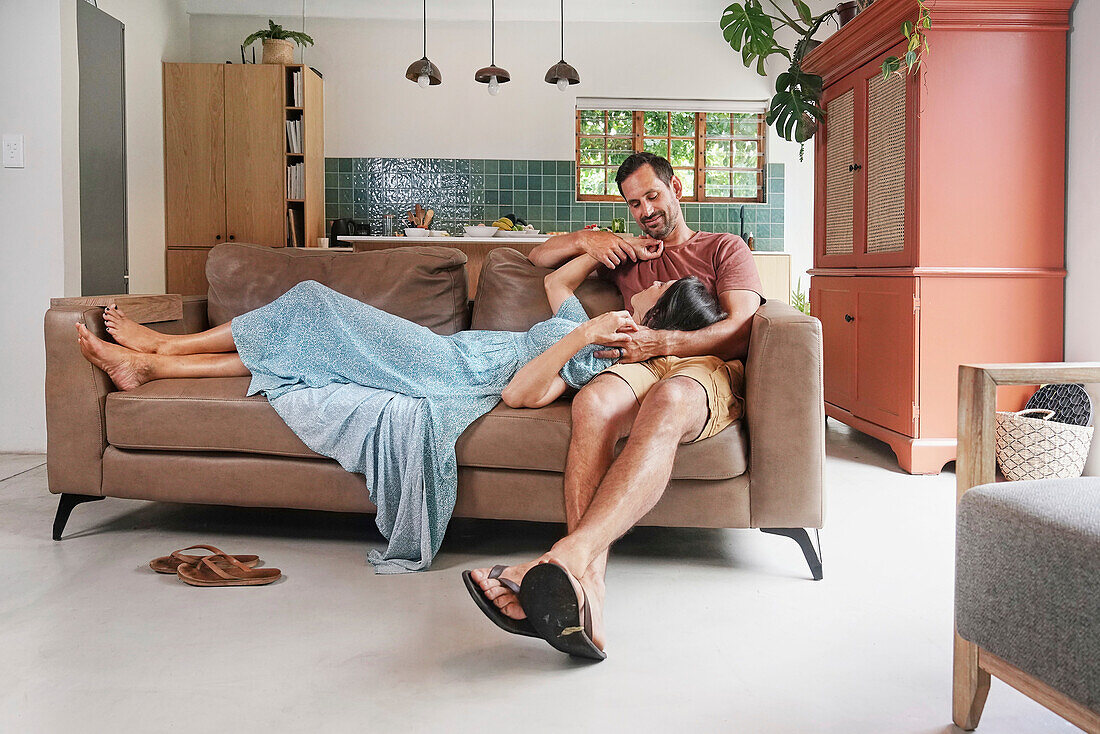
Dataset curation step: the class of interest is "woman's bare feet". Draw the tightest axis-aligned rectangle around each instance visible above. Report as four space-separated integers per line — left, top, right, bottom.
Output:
103 305 168 354
76 322 152 391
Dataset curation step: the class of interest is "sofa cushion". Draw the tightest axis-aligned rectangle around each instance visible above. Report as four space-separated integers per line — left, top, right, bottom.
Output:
471 247 624 331
456 400 748 481
204 242 469 334
956 479 1100 711
107 378 747 480
106 377 323 459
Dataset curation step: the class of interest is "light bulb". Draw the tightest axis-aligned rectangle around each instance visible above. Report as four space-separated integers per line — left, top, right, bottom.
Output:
488 75 500 96
418 73 430 88
556 77 570 92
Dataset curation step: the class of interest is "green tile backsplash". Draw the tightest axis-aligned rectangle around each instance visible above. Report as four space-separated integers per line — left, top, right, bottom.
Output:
325 158 785 251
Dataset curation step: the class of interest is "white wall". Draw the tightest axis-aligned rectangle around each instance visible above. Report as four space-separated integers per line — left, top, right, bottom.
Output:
1066 1 1100 475
0 1 67 453
188 14 817 283
0 0 188 453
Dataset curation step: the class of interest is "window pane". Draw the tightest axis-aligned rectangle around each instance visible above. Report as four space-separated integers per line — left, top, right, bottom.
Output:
670 111 695 137
607 110 633 136
607 137 632 152
580 167 605 195
644 111 668 136
705 140 730 168
733 171 759 197
733 113 759 137
706 113 732 138
579 137 604 165
675 168 694 195
644 138 668 157
605 168 618 194
670 139 695 167
580 110 605 135
705 170 730 198
733 140 759 168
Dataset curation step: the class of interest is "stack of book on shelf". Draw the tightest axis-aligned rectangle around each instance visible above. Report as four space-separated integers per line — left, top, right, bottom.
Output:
290 69 303 106
285 119 303 154
286 161 304 199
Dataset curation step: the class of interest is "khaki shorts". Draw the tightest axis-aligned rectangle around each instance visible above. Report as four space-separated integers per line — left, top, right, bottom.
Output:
604 356 745 443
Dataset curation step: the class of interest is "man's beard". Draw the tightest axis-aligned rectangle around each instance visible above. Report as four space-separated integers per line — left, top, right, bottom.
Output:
642 208 677 240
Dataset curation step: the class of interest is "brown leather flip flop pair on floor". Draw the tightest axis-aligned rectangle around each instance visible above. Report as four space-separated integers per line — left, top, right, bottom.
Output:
149 544 281 587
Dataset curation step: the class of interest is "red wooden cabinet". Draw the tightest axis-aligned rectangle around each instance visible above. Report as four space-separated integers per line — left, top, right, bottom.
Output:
805 0 1070 474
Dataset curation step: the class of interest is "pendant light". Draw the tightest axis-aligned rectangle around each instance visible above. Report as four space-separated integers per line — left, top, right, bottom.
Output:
405 0 441 87
545 0 580 91
474 0 510 96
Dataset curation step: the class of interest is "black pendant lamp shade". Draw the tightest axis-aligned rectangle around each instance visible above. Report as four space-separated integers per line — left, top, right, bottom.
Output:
475 0 510 94
545 0 580 89
406 0 441 86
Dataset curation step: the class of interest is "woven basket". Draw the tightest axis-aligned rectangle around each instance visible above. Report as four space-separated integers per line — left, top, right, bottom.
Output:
995 408 1094 481
262 38 294 65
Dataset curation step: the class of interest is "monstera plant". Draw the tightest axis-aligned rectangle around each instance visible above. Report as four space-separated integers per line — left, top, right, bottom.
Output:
720 0 931 152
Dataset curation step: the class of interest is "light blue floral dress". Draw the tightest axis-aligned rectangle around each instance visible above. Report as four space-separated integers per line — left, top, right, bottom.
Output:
231 280 614 573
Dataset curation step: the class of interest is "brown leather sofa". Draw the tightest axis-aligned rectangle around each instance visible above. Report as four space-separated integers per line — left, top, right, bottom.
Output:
44 243 826 577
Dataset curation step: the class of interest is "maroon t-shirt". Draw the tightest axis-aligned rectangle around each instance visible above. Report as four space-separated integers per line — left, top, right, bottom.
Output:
601 231 765 305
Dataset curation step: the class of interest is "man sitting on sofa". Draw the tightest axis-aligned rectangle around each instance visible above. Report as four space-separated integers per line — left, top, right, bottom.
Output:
469 152 764 654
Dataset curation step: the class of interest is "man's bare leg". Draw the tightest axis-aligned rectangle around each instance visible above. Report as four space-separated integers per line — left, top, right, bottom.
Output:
77 322 250 390
103 305 236 355
529 377 708 643
471 374 638 644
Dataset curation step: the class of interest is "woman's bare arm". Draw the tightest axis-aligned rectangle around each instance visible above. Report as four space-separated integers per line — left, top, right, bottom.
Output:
543 253 602 313
502 311 637 409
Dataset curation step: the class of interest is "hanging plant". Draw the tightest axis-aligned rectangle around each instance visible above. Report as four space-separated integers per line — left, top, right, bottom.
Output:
720 0 931 154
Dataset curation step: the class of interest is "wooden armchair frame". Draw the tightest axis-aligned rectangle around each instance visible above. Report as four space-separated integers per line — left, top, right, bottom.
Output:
954 362 1100 732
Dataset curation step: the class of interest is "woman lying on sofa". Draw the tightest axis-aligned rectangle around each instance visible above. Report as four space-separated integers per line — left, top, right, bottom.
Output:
76 250 727 572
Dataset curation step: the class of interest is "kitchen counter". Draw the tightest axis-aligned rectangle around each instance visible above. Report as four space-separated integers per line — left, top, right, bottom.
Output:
339 235 551 245
339 236 791 303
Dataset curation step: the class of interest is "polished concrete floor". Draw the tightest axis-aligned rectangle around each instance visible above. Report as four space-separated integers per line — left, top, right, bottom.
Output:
0 425 1079 733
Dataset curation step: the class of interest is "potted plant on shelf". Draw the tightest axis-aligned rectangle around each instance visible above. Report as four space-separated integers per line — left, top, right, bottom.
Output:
719 0 930 154
243 20 315 65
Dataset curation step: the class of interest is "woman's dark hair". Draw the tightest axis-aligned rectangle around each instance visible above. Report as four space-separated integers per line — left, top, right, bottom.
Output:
641 277 727 331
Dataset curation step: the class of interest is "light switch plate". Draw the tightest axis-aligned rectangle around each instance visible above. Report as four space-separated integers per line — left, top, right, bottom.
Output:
3 134 25 168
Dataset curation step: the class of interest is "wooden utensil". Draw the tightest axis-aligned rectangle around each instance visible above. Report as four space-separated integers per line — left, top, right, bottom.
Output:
424 208 434 228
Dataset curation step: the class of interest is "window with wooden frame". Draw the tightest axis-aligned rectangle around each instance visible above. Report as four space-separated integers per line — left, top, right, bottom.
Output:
575 106 767 203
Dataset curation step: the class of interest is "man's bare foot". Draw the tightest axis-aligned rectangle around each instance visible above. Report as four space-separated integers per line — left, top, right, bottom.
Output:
535 552 606 651
470 560 540 621
103 305 168 354
76 322 152 391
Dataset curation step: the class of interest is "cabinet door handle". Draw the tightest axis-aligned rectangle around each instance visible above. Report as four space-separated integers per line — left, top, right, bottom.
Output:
215 234 222 241
229 234 235 241
844 313 855 322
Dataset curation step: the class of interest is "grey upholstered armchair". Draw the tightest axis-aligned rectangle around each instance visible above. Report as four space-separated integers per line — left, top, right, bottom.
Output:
953 362 1100 732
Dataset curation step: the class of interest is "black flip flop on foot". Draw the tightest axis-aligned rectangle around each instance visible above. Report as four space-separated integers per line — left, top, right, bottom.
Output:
462 565 538 638
519 562 606 661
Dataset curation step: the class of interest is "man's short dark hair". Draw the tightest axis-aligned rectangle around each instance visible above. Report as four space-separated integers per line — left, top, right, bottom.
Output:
615 152 674 196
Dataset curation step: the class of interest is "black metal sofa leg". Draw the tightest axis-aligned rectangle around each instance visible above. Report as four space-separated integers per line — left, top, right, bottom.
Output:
761 527 823 580
52 494 105 541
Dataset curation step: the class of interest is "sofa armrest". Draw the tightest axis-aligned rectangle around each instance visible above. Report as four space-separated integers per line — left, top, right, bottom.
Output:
43 296 208 497
744 301 825 528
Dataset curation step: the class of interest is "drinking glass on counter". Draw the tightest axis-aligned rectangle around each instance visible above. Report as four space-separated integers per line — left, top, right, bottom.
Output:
382 213 395 237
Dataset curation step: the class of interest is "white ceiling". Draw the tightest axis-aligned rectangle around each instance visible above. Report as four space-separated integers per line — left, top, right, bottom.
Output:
185 0 739 24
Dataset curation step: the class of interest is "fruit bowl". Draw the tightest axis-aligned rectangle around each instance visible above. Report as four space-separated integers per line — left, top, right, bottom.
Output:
463 225 499 237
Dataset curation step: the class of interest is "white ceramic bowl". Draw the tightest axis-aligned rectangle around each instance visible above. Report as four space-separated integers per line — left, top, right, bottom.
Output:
463 225 499 238
498 228 541 237
404 228 430 238
430 230 450 237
